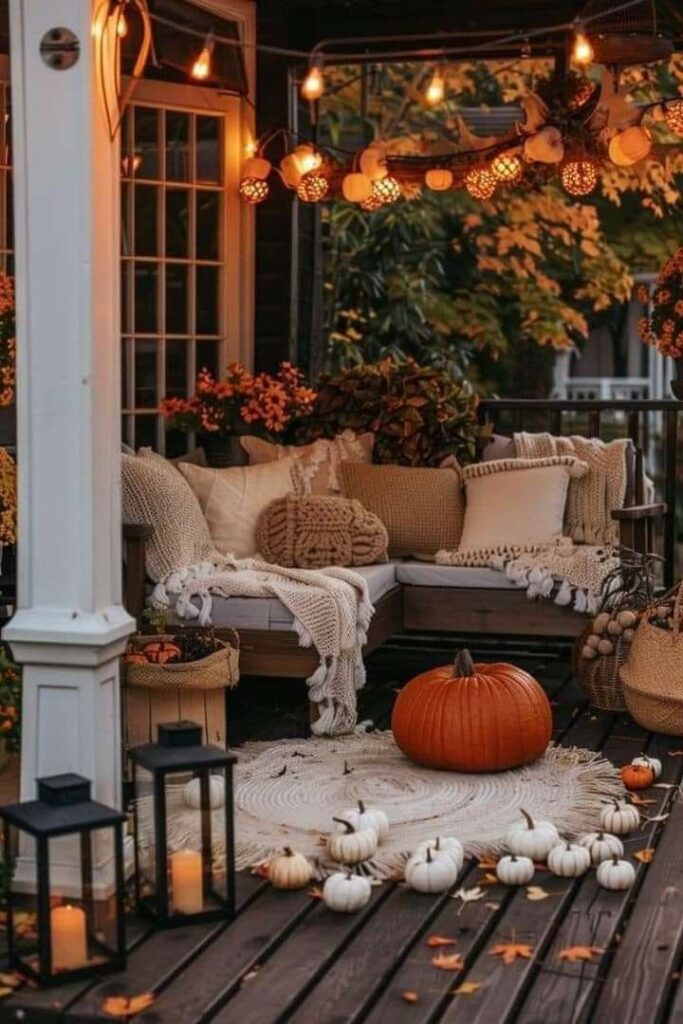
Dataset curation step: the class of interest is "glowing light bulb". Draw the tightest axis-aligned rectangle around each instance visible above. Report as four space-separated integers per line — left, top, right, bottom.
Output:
301 66 324 101
572 29 594 66
191 34 214 81
425 69 445 107
116 10 128 37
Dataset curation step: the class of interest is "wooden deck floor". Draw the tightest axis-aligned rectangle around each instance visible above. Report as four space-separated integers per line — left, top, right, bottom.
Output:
4 639 683 1024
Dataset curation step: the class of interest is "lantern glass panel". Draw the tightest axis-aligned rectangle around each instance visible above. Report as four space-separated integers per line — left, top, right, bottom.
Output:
6 832 40 970
133 762 157 906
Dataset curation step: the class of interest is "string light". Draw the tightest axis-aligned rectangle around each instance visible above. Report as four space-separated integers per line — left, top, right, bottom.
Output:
296 173 329 202
371 176 402 205
664 99 683 137
302 62 325 101
464 166 497 200
116 8 128 37
561 157 599 196
239 177 270 204
191 31 215 81
571 23 594 66
425 67 446 107
490 151 523 184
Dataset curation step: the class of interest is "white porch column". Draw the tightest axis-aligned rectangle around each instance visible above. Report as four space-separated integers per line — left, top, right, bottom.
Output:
4 0 134 859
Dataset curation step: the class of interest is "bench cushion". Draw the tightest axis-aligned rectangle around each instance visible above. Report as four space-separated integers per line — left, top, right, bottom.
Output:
396 562 517 589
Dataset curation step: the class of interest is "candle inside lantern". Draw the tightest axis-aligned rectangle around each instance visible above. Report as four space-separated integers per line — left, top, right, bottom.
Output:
50 904 87 971
171 849 203 914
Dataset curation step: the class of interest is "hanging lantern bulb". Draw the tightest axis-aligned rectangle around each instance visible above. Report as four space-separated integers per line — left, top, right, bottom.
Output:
571 24 594 66
561 157 599 197
294 144 322 175
664 99 683 137
296 173 329 203
116 7 128 37
359 144 388 181
239 177 270 205
342 172 373 203
191 32 215 81
425 68 446 107
302 63 324 101
608 126 652 167
360 192 384 212
242 156 272 179
371 176 402 205
425 168 453 192
490 150 523 185
464 166 497 200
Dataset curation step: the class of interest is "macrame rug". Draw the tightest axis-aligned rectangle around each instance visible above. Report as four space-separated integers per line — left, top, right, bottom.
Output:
142 731 623 880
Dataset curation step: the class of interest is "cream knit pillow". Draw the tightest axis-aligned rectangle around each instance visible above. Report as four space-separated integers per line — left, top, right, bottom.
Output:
240 430 374 496
178 458 297 558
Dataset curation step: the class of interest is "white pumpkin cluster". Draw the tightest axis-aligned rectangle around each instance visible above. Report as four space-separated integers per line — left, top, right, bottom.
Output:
494 803 641 891
323 800 391 913
404 836 465 894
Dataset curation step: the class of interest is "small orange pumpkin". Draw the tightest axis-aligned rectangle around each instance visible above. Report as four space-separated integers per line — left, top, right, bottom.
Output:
619 764 654 790
123 651 148 666
391 649 552 773
140 640 182 665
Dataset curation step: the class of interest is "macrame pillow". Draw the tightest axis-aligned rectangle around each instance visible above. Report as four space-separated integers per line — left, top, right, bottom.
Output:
340 463 464 559
121 451 216 583
241 430 374 497
257 495 389 569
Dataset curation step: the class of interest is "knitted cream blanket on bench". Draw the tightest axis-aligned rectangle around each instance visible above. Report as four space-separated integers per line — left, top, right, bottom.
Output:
150 556 373 737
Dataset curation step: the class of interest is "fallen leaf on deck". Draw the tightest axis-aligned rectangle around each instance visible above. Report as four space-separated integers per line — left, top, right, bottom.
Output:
645 813 670 823
653 783 676 789
102 993 155 1018
308 886 324 900
477 857 498 870
558 945 603 964
629 793 656 806
431 952 465 971
485 901 500 910
401 991 419 1003
634 848 654 863
250 860 270 878
526 886 551 901
426 935 456 948
453 981 483 995
241 968 261 984
488 942 534 965
452 886 485 913
479 872 499 886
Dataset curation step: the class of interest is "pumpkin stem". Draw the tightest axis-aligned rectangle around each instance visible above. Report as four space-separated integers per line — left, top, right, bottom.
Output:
358 800 366 814
426 847 433 864
453 649 475 677
283 846 294 857
612 854 620 865
435 837 441 850
520 808 535 831
332 817 354 834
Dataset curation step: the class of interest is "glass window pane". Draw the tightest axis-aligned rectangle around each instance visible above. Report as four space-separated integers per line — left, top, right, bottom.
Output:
196 266 219 335
196 116 221 184
134 263 158 333
121 340 129 409
121 266 131 335
165 188 189 258
135 414 157 450
135 339 157 408
5 175 12 251
166 264 188 334
196 340 219 378
196 191 219 261
166 427 188 459
134 106 159 180
166 339 188 398
134 185 158 257
121 183 131 257
166 112 190 182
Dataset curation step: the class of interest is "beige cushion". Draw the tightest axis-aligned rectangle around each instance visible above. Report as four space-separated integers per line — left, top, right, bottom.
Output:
122 451 215 583
257 494 388 569
458 457 588 556
341 463 464 559
240 430 374 497
396 562 518 589
178 458 296 558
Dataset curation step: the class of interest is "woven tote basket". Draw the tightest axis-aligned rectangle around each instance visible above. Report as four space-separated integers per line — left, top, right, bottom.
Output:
574 625 629 712
621 584 683 735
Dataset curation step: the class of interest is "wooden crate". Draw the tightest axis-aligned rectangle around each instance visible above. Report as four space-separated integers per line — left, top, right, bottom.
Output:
123 681 228 751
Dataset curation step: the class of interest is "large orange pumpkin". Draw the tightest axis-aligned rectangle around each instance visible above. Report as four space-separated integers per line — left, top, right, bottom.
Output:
391 649 552 773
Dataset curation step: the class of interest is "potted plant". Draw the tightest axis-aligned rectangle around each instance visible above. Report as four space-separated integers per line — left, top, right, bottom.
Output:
0 644 21 770
160 362 317 465
639 247 683 399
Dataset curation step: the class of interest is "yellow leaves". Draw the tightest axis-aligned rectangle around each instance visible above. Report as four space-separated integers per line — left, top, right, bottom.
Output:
453 980 484 995
526 885 552 901
629 793 656 807
402 990 419 1003
634 848 655 864
426 935 457 948
102 993 155 1018
431 952 465 972
558 946 603 964
488 942 534 965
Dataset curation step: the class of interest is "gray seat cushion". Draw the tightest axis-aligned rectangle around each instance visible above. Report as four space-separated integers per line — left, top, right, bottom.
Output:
167 561 400 631
396 562 517 590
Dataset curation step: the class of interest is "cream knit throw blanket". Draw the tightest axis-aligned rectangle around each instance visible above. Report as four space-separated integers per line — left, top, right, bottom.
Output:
150 556 373 737
514 432 629 545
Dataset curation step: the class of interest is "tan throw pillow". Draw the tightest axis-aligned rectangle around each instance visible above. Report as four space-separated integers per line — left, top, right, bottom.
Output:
457 456 589 561
122 452 215 583
178 458 296 558
341 463 464 559
240 430 374 496
257 495 388 569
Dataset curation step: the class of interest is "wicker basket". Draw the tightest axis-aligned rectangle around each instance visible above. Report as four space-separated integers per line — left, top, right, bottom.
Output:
574 625 630 711
621 584 683 735
123 631 239 750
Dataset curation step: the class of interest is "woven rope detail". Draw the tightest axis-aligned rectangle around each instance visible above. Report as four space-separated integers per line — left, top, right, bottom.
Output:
461 455 588 482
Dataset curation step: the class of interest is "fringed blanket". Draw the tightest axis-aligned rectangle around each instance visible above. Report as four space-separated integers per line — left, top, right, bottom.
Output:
150 556 373 736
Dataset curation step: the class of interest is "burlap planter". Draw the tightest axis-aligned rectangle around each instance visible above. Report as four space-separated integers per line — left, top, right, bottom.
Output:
621 586 683 735
123 631 239 751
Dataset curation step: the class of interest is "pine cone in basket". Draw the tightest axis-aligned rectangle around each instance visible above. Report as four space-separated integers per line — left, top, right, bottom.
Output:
174 627 224 663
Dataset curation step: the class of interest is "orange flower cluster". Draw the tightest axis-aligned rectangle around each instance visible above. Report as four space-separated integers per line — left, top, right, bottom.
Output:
161 362 316 438
0 274 15 407
0 447 16 545
640 248 683 359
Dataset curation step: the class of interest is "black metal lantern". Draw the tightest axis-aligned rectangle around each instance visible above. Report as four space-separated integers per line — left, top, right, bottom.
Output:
129 721 236 925
0 774 126 986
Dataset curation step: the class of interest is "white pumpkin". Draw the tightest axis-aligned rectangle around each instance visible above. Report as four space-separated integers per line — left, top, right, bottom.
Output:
523 126 564 164
632 755 662 780
328 818 378 865
547 842 591 878
339 800 390 842
578 831 624 865
496 854 535 886
268 847 314 890
415 836 464 873
506 810 559 861
322 871 372 912
405 847 459 893
599 799 640 836
183 775 225 811
596 855 636 890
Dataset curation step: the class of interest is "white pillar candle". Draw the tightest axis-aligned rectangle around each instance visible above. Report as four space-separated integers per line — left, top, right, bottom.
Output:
171 850 203 914
50 904 87 971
